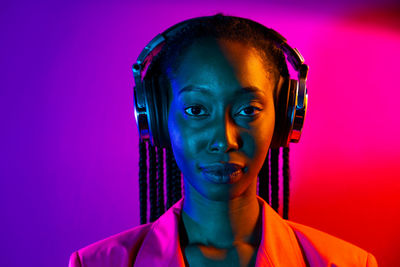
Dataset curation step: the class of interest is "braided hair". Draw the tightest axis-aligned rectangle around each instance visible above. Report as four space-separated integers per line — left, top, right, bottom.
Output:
137 13 292 223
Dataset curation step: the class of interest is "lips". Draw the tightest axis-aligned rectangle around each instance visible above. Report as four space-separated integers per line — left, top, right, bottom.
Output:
199 163 244 184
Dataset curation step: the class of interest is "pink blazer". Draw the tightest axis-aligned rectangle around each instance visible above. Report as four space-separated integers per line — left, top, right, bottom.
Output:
69 197 378 266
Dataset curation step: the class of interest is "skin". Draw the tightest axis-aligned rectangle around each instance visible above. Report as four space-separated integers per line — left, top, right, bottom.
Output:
167 37 281 267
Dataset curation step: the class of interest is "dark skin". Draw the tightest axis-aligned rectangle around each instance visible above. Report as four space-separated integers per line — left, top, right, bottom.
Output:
167 37 284 267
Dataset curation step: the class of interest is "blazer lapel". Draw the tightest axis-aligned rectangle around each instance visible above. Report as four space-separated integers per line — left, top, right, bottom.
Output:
255 196 306 267
134 199 186 267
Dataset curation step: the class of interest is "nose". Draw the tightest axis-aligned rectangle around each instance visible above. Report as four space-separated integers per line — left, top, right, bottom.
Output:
208 112 240 154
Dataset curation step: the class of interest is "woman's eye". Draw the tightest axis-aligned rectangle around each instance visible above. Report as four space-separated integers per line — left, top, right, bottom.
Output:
237 106 261 116
184 106 208 116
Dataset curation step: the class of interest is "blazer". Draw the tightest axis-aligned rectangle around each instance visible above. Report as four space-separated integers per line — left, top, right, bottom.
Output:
69 197 378 267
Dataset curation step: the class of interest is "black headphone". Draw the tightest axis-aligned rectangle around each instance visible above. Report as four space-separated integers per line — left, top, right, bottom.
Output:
132 15 309 149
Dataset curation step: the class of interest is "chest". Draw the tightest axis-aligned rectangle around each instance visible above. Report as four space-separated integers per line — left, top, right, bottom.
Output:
183 243 258 267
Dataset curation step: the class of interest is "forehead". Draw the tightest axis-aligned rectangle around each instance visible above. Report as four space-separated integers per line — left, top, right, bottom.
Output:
168 37 275 98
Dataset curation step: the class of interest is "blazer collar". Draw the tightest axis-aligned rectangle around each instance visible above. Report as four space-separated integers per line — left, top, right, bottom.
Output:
134 196 305 267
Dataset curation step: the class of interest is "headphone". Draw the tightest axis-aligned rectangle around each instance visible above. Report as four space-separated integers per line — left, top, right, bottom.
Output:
132 15 309 149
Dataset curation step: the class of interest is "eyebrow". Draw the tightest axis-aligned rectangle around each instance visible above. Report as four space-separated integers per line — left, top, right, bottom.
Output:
178 85 265 96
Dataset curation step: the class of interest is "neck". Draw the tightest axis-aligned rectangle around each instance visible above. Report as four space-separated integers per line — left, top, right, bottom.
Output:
181 179 261 248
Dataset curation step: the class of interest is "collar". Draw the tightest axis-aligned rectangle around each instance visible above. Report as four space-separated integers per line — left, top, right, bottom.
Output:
134 196 306 267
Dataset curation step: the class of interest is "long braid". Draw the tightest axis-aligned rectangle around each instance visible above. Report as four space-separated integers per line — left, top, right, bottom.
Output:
270 148 280 212
165 147 174 209
156 146 165 218
139 139 148 224
283 146 290 219
258 150 270 204
148 142 157 222
171 156 182 204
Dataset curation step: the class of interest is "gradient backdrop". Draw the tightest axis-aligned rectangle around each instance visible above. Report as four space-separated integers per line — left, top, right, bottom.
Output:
1 0 399 266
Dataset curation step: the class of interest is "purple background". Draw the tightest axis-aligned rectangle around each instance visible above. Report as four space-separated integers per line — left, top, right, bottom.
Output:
1 1 399 266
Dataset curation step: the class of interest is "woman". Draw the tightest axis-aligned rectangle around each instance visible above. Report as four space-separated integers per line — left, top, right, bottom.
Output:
69 14 378 266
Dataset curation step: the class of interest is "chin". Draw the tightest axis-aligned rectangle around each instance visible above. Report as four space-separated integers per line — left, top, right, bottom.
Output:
186 173 256 202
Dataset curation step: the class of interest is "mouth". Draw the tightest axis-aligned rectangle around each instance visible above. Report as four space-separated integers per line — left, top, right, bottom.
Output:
199 163 245 184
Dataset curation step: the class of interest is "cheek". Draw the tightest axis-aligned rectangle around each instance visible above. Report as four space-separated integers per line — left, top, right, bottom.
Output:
167 107 206 164
258 116 275 150
245 109 275 161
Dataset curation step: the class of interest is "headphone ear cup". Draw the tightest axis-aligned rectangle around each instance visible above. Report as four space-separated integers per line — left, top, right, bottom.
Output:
270 78 296 148
142 76 158 147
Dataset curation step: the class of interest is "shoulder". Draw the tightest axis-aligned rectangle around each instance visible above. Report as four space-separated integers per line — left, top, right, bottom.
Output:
68 223 153 267
286 221 378 267
68 199 185 267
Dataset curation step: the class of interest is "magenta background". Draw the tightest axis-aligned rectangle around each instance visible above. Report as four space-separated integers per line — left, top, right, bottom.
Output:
1 1 399 266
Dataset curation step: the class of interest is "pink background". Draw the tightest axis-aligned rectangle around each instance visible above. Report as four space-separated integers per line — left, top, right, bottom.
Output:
1 0 399 266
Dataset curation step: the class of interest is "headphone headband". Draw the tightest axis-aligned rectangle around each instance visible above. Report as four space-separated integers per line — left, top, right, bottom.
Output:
132 15 309 147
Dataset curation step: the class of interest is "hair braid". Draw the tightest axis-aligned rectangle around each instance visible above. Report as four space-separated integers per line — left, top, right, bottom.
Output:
270 148 280 212
139 139 148 224
165 147 174 209
258 150 270 204
148 142 157 222
171 156 182 204
156 146 165 218
282 146 290 219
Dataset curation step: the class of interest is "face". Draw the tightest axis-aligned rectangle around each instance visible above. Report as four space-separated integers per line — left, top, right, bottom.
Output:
167 37 276 201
